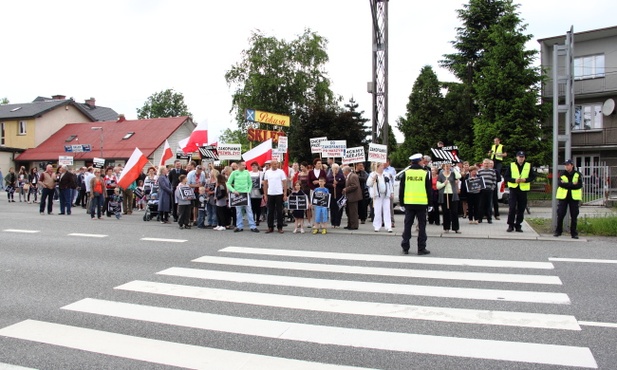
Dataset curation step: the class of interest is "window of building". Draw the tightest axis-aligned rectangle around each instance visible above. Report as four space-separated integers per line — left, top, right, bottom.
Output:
18 121 27 135
574 54 605 80
1 122 5 146
122 132 135 140
574 104 603 130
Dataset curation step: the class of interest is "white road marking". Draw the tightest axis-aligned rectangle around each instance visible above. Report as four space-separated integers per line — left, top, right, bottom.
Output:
157 267 571 304
140 237 186 243
60 299 597 368
221 246 555 269
579 321 617 329
193 256 562 285
67 233 107 238
117 280 581 330
0 320 364 370
2 229 40 234
0 363 37 370
549 257 617 264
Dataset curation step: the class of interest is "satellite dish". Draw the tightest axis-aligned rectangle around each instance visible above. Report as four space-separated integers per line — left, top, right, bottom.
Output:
602 98 615 116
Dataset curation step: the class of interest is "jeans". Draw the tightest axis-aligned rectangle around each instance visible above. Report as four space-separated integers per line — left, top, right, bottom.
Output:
206 203 217 226
90 193 104 218
235 203 256 229
59 188 72 214
39 188 54 214
197 209 206 227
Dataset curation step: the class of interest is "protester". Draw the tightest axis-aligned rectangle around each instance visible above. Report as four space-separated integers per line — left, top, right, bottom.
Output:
17 166 28 202
38 165 56 214
214 173 229 231
227 161 260 233
290 181 308 233
103 167 118 217
342 165 362 230
477 159 497 224
4 167 16 202
465 166 481 224
57 165 75 215
326 163 345 228
89 168 106 220
367 162 393 232
175 174 194 229
28 167 39 204
312 177 330 235
436 163 461 233
168 160 187 222
249 162 264 227
428 167 440 225
263 159 288 233
157 166 172 224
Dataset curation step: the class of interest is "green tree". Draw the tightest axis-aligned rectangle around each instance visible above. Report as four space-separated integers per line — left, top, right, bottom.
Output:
225 28 337 155
1 97 9 104
137 89 192 119
442 82 474 160
396 65 443 160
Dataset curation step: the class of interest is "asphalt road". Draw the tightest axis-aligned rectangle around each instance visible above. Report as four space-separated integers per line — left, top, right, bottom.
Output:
0 202 616 369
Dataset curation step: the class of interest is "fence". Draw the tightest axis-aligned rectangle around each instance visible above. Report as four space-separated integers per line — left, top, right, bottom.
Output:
578 163 610 206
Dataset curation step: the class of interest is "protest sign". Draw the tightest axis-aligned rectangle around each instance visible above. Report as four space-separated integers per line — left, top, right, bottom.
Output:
59 156 73 166
288 195 308 210
277 136 288 153
321 140 346 158
311 191 331 208
93 157 105 169
216 144 242 160
368 143 388 163
229 192 249 207
342 146 365 164
310 137 328 154
466 177 486 192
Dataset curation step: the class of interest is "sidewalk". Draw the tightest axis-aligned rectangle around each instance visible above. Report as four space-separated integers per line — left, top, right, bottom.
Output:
325 206 616 242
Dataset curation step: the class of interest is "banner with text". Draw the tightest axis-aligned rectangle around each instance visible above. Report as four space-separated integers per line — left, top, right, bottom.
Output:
216 144 242 160
368 143 388 163
310 137 328 154
342 146 365 164
59 156 73 166
277 136 288 153
321 140 347 158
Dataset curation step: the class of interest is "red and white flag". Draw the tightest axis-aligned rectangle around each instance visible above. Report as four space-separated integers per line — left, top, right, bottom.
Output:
242 139 273 167
181 121 209 154
159 139 173 167
118 148 148 189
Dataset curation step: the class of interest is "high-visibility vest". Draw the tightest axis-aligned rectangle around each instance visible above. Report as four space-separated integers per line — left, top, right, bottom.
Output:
491 144 504 161
507 162 531 191
403 169 428 205
556 172 582 201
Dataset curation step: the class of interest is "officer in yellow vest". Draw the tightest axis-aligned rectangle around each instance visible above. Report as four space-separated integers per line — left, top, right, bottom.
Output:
554 159 583 239
399 153 433 255
488 137 507 175
504 151 536 232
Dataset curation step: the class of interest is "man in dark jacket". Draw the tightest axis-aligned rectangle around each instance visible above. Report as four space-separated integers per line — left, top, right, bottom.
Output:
399 153 433 255
167 160 187 222
58 165 76 215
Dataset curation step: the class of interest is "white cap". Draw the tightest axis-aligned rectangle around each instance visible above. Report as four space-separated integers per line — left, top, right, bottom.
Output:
409 153 423 162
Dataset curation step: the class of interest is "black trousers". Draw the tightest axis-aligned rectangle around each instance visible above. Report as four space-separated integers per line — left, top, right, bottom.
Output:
479 189 493 221
492 187 500 217
358 198 368 222
267 194 284 229
177 204 192 227
251 197 262 224
507 188 528 228
441 195 459 231
556 199 580 236
401 205 427 252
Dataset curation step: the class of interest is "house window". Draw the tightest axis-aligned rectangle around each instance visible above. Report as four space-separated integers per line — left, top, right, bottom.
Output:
574 54 605 80
1 122 5 146
574 104 603 130
18 121 27 135
122 132 135 140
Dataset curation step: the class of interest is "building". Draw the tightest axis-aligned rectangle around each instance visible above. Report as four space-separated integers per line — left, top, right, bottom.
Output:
539 26 617 202
15 116 195 170
0 95 118 172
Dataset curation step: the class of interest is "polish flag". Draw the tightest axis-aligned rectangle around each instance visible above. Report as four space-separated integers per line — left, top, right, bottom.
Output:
118 148 149 189
181 121 209 154
159 139 173 167
242 139 273 167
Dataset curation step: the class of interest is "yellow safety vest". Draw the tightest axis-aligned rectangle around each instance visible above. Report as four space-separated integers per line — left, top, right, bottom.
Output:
507 162 531 191
403 169 428 205
491 144 504 161
556 172 582 200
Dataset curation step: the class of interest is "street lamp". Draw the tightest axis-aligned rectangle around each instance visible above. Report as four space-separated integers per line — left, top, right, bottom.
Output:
91 126 103 158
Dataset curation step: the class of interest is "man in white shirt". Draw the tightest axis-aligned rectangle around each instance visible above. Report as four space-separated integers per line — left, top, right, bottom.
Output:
83 167 95 213
263 160 287 233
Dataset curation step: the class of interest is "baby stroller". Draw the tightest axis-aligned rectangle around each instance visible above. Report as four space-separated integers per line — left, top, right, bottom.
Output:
143 191 160 221
108 191 122 219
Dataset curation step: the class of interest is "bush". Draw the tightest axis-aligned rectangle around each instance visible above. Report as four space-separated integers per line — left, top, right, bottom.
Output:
527 215 617 236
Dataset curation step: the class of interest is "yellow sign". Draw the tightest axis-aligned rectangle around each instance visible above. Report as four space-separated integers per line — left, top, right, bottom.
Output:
246 109 290 127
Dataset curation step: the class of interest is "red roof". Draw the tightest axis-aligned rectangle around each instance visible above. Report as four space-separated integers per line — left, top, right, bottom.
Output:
16 116 191 161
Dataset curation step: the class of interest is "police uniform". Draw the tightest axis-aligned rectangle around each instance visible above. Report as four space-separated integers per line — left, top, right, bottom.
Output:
554 160 583 239
504 151 536 232
489 142 506 174
399 153 433 255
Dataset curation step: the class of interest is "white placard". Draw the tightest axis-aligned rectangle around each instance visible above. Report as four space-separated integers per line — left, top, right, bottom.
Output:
310 137 328 154
93 157 106 169
321 140 346 158
277 136 288 153
59 156 74 166
342 146 366 164
216 144 242 160
368 143 388 163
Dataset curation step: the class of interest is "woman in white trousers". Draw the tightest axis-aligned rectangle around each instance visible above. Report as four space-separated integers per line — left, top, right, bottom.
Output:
367 162 393 232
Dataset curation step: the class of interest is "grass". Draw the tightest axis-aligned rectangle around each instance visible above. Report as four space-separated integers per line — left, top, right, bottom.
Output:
527 214 617 236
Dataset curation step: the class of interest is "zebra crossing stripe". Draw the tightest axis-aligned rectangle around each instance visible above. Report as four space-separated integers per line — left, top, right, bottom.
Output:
0 363 37 370
549 257 617 264
116 280 581 330
2 229 40 234
192 256 562 285
220 247 555 269
157 268 571 304
0 320 364 370
61 299 597 368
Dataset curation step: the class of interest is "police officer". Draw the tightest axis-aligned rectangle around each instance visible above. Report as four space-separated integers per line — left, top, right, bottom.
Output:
504 151 536 232
554 159 583 239
488 137 507 175
399 153 433 255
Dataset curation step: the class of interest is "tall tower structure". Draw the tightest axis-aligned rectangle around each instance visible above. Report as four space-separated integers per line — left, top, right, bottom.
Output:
368 0 389 145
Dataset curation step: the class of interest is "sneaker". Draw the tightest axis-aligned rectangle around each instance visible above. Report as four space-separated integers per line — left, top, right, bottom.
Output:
300 228 305 234
321 228 327 235
293 228 298 234
387 229 393 233
312 228 318 234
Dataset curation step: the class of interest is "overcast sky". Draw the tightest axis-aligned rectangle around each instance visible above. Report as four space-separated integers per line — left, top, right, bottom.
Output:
2 0 615 143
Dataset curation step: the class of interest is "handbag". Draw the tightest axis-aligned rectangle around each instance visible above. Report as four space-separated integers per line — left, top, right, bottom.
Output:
23 183 31 192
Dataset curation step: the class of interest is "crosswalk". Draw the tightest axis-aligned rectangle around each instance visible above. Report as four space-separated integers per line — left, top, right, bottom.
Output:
0 246 599 369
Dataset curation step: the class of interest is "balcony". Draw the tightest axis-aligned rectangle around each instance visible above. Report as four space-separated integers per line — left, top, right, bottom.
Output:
542 73 617 99
568 127 617 147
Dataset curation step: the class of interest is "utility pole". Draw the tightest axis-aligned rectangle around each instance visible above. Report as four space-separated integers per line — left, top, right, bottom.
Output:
368 0 389 146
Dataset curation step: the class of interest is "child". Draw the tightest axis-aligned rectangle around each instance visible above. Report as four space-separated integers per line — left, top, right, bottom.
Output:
214 174 228 231
466 166 482 224
197 186 207 229
291 181 307 233
175 174 195 229
136 180 145 211
312 177 330 235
